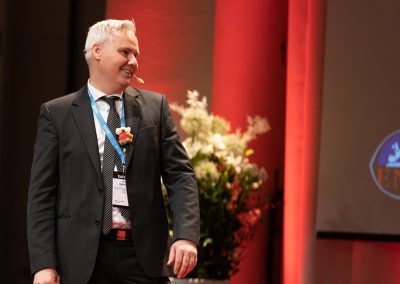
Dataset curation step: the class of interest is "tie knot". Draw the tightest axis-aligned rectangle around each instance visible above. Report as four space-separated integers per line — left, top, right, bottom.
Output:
101 96 118 107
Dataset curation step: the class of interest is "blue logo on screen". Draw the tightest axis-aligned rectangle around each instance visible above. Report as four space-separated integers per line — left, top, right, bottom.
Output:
370 130 400 200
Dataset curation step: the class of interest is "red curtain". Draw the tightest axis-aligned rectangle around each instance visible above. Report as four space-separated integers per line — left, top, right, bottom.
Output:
212 0 287 283
284 0 400 283
284 0 326 281
106 1 215 104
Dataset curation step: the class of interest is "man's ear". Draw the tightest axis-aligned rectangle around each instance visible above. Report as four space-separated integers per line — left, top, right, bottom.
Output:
92 43 102 60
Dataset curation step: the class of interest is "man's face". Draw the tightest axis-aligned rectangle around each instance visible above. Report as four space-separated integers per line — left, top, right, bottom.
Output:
93 29 140 93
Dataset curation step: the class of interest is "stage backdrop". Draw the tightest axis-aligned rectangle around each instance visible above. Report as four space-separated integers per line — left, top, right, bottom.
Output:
106 1 287 283
284 0 400 283
107 0 215 109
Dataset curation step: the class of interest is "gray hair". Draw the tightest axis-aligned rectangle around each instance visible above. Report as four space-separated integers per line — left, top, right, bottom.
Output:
84 19 136 64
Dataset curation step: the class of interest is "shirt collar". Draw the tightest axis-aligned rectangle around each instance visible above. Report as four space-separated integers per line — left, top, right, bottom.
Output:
87 80 123 101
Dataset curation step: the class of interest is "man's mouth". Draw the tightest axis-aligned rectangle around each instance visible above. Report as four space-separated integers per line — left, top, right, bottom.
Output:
122 68 134 78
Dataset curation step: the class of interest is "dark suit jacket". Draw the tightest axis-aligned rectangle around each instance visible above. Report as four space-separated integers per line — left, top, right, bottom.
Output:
27 86 199 284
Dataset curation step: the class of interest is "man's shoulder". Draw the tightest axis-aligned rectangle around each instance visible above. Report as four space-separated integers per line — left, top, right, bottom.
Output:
43 87 86 109
125 87 164 102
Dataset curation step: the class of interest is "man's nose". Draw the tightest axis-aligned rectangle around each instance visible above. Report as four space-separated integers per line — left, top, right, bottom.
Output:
128 55 138 66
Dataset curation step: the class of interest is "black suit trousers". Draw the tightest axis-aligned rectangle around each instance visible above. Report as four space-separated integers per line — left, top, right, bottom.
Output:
88 235 170 284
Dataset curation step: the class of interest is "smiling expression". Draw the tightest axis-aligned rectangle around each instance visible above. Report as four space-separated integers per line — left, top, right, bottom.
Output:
91 29 140 94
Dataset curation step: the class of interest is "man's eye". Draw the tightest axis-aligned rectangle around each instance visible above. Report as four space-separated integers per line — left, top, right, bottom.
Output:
120 50 129 56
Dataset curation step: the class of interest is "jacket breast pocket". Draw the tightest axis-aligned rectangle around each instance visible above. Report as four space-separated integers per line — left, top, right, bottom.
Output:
136 126 158 138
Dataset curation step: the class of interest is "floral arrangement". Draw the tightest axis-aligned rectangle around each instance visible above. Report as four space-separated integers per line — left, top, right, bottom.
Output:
116 127 133 145
167 90 270 280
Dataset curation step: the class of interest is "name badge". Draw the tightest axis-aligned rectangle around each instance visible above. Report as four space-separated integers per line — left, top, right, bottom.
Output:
112 171 129 207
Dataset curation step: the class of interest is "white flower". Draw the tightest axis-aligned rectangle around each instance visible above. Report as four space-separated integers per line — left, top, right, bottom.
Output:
211 115 231 134
200 143 214 155
186 90 208 110
116 127 131 135
180 108 212 138
194 160 219 182
224 133 246 156
241 163 268 182
182 138 203 158
242 116 271 144
170 90 212 139
182 138 213 158
225 155 243 169
251 181 261 190
171 90 269 187
208 133 226 151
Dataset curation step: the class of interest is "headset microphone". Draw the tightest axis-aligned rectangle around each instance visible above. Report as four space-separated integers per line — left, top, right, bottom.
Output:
133 75 144 84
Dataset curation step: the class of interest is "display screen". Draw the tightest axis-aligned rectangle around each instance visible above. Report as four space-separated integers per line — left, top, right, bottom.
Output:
315 0 400 240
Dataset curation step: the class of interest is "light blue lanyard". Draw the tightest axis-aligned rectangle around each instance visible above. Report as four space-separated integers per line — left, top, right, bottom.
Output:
88 90 126 167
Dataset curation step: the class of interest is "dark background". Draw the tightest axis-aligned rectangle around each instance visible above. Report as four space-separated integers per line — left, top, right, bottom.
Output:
0 1 285 283
0 1 105 282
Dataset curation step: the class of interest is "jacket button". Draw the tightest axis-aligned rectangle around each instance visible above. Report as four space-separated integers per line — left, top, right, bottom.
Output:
98 188 103 193
95 220 100 225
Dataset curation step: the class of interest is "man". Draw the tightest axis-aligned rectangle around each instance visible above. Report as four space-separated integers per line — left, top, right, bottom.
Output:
27 19 199 284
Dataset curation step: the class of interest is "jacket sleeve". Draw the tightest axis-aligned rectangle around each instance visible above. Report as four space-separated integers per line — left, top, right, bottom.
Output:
159 95 200 245
27 104 59 275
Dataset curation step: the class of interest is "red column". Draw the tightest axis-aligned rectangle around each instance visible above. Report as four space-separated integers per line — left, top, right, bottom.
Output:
284 0 327 282
212 1 287 283
106 0 215 104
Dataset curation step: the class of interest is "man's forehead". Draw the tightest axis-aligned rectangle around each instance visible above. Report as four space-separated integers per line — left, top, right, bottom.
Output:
115 28 136 38
112 29 139 46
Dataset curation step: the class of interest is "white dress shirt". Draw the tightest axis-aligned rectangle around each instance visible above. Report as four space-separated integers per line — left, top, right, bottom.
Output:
87 81 131 230
87 81 123 169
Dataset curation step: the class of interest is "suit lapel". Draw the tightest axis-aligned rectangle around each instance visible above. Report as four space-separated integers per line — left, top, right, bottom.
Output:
71 87 102 182
123 88 142 169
